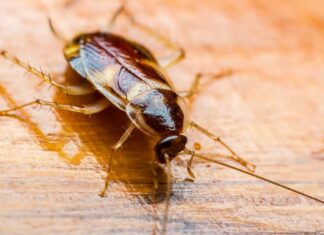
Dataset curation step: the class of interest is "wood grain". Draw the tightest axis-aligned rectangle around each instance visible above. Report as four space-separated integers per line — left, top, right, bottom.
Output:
0 0 323 234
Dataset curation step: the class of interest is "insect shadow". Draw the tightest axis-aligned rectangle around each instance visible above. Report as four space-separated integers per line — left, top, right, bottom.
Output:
0 65 169 204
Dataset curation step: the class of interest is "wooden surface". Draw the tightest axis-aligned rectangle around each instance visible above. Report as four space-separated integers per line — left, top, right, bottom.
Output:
0 0 324 234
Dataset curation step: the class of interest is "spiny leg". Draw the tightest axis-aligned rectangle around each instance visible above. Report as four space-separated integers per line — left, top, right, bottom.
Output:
99 123 136 197
0 50 96 95
0 101 39 115
178 70 254 171
0 98 110 115
189 121 256 172
106 1 185 69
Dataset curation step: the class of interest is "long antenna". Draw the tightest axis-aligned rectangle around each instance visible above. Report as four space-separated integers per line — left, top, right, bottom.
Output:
161 154 172 235
183 148 324 204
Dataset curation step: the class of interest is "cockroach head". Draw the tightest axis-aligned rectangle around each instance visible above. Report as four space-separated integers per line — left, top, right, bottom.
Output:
154 135 188 164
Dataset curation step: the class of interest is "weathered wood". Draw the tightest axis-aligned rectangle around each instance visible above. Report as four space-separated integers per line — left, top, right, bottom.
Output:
0 0 323 234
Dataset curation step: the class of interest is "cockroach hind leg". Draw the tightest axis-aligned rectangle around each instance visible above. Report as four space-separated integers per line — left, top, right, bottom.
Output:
106 0 185 69
0 98 110 115
0 50 96 95
0 100 39 115
37 98 110 115
189 121 256 172
47 17 67 43
159 47 185 69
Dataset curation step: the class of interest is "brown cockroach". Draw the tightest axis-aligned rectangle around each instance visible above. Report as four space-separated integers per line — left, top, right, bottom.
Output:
0 2 323 234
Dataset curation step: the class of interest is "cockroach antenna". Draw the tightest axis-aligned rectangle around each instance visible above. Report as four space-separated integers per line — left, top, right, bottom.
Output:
160 154 172 235
182 148 324 204
159 149 323 235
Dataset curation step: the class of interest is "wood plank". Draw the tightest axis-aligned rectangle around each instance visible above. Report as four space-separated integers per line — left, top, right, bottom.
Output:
0 0 323 234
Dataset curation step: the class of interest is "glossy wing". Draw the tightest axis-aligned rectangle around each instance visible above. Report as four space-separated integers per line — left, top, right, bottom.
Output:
69 56 87 78
80 33 176 112
79 35 127 111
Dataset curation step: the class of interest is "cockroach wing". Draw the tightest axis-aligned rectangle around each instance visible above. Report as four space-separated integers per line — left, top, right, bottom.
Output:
79 40 127 111
69 54 87 78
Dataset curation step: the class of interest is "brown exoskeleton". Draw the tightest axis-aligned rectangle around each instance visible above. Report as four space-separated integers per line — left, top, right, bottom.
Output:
0 2 323 234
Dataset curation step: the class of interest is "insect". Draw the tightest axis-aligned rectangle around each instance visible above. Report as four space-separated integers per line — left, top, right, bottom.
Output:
0 2 323 234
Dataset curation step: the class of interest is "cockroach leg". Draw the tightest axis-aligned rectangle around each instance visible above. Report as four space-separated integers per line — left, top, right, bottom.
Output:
99 123 135 197
0 100 40 115
178 73 202 100
111 123 135 152
47 17 67 43
183 151 242 181
186 153 196 180
159 48 185 69
189 121 256 172
106 0 127 30
179 70 234 100
0 50 96 95
106 1 185 69
0 98 110 115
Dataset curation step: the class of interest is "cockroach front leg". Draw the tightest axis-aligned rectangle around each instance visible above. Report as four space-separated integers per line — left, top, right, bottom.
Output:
99 123 135 197
185 154 196 182
183 150 239 182
189 121 256 172
179 69 234 100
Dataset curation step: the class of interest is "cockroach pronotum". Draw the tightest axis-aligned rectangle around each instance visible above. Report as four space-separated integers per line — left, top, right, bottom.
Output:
0 2 323 234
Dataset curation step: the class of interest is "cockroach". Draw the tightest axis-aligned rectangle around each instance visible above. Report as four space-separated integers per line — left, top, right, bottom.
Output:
0 2 323 234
